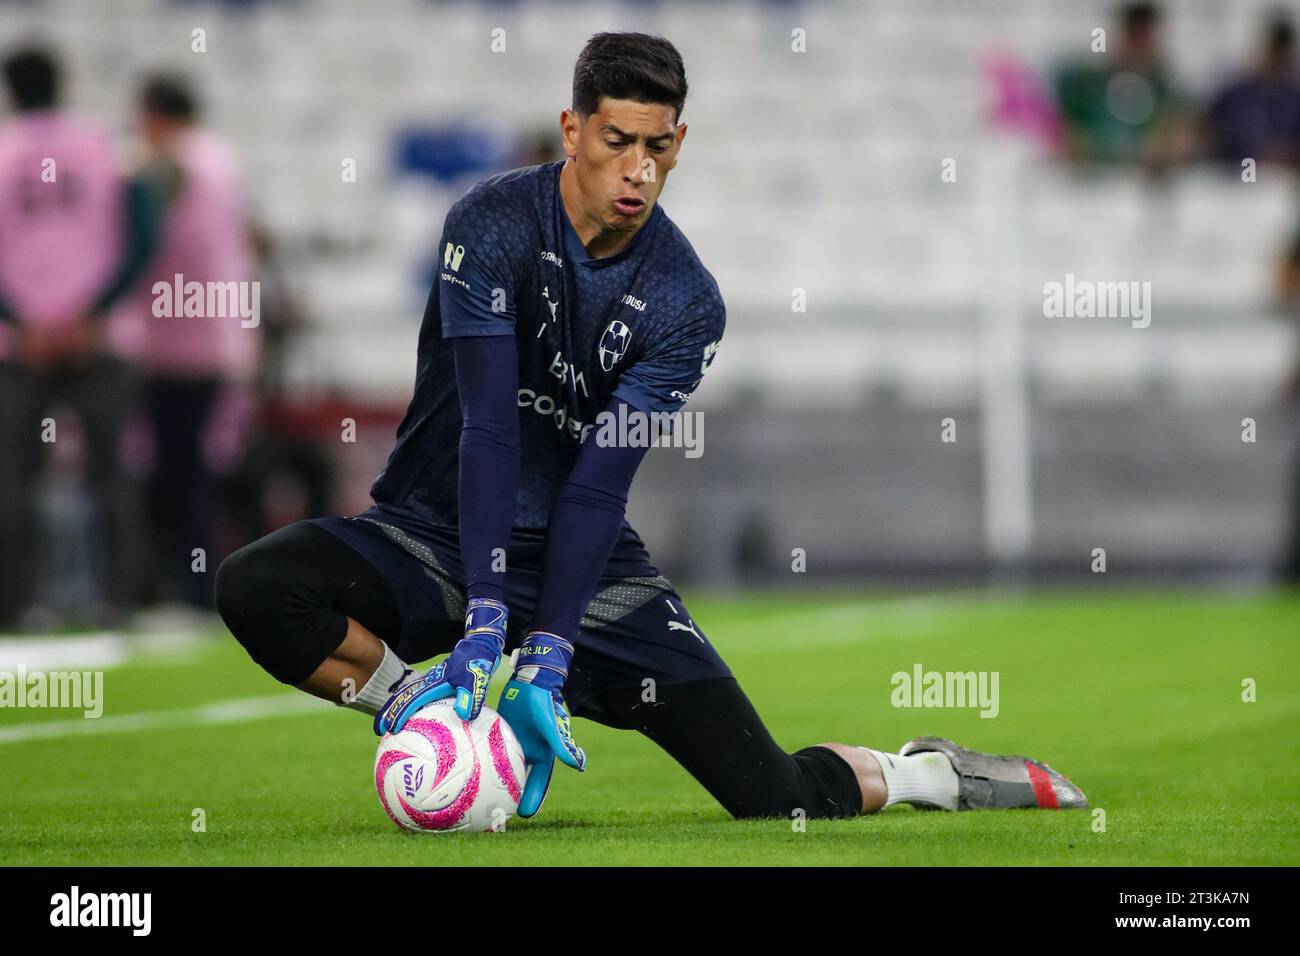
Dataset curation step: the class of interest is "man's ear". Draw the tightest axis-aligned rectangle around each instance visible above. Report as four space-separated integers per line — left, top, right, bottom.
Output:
670 122 688 171
560 108 581 159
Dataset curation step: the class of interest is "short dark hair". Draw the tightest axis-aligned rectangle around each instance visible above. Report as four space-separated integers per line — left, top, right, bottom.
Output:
1121 2 1161 33
1267 15 1295 54
140 74 198 121
4 46 60 111
572 32 687 122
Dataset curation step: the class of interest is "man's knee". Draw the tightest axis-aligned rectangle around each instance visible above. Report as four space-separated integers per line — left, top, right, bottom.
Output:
215 540 276 638
215 529 345 685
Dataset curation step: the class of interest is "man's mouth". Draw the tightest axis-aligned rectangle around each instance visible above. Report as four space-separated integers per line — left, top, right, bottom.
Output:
613 196 646 216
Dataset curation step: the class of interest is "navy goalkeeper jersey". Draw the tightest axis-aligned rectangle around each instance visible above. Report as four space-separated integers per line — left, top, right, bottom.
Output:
370 160 725 531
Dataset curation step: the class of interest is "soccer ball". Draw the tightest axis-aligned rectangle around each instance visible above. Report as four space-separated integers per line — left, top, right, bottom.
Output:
374 699 526 833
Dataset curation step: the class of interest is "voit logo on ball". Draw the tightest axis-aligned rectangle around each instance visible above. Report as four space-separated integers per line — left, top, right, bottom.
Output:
402 761 424 799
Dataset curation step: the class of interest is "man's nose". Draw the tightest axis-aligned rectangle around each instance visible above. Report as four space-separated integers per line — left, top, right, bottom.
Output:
621 145 647 181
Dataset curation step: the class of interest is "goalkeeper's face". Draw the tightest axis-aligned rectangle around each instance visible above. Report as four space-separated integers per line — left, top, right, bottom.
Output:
561 97 685 236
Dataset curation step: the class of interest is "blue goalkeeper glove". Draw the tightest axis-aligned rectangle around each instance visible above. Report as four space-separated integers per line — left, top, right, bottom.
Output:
374 596 507 735
497 630 586 817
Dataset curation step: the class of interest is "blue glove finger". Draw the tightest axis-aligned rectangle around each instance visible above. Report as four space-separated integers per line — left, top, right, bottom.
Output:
535 687 586 771
374 673 454 736
453 657 497 721
517 753 554 818
498 682 552 818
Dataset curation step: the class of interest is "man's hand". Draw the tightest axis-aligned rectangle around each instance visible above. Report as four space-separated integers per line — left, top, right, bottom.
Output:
497 630 586 818
13 316 104 374
373 597 508 735
448 596 509 720
57 314 105 368
14 324 61 374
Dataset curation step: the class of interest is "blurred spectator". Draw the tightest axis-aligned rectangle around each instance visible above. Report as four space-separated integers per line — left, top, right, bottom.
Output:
1276 234 1300 583
0 45 160 630
1054 2 1193 170
123 74 258 611
1204 15 1300 170
984 50 1065 154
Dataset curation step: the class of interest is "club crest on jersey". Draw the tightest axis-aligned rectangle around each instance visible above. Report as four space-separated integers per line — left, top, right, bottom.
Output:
598 320 631 372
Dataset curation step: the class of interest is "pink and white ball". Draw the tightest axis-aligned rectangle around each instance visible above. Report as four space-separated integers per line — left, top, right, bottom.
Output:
374 699 526 833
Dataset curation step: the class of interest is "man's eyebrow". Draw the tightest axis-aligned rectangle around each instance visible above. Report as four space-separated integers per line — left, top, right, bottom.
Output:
600 124 675 143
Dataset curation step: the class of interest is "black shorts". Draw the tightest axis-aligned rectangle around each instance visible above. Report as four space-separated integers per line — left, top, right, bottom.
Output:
306 506 732 721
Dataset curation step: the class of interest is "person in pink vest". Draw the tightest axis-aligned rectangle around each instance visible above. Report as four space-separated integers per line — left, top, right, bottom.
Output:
0 46 160 629
126 74 258 611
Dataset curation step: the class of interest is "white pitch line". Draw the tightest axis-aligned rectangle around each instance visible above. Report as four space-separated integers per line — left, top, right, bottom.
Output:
722 592 1006 651
0 693 329 745
0 630 210 671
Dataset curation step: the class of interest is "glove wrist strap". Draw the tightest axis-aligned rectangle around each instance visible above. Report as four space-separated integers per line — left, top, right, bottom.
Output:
464 597 508 646
518 630 574 679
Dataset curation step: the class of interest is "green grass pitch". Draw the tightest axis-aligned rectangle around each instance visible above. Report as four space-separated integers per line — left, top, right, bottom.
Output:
1 589 1296 866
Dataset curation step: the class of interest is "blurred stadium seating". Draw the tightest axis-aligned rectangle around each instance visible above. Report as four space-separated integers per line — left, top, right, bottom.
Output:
4 0 1297 584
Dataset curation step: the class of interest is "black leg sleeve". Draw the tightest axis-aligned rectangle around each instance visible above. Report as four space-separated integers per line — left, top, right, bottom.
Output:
215 521 403 685
584 677 863 820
